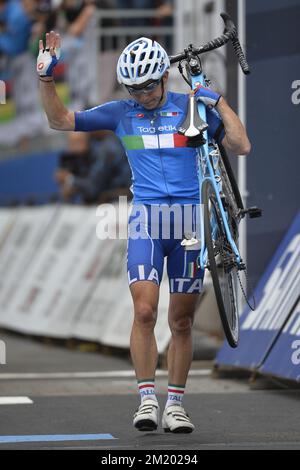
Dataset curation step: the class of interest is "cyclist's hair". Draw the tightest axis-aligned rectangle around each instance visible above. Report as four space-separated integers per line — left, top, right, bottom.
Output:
117 37 170 86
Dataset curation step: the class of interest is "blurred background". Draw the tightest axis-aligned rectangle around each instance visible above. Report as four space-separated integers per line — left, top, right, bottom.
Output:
0 0 299 361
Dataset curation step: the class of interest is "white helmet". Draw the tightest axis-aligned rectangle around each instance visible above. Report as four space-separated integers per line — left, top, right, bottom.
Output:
117 37 170 86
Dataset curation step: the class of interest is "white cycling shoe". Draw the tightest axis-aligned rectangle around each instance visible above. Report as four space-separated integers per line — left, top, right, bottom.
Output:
162 404 195 433
133 399 160 432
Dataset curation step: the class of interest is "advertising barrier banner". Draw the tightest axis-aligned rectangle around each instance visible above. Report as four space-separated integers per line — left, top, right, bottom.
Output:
216 211 300 378
0 205 171 353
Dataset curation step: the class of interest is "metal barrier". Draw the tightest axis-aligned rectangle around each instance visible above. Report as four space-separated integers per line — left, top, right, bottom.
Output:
87 3 226 103
174 0 226 94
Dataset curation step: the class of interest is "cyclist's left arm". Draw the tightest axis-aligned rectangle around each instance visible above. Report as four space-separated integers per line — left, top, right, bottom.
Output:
216 97 251 155
195 85 251 155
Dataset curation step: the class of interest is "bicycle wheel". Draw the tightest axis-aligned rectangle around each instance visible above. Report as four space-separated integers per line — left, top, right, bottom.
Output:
202 179 239 348
218 143 244 211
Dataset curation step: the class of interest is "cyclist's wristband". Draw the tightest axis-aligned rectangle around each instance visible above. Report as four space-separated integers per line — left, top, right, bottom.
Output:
215 95 222 107
39 77 54 82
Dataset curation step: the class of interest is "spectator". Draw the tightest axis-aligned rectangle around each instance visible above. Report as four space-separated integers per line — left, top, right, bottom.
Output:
115 0 173 26
55 131 132 204
28 0 59 58
114 0 173 52
59 0 98 108
153 0 173 50
155 0 172 18
0 0 34 56
0 0 45 146
115 0 152 26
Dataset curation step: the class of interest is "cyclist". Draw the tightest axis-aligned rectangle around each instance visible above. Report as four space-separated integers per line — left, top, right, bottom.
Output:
38 32 251 433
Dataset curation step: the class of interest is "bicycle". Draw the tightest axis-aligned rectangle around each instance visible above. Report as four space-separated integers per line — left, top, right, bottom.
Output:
169 13 262 348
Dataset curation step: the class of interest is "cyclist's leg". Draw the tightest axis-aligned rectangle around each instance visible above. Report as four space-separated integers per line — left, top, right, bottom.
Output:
162 240 203 432
167 292 199 386
128 205 165 431
161 292 199 433
127 204 164 398
129 281 159 383
166 235 203 399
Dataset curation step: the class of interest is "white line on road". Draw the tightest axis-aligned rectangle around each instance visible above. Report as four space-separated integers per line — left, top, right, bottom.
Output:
0 369 211 380
0 397 33 405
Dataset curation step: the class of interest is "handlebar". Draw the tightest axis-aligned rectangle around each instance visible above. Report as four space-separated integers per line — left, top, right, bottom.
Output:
169 12 250 75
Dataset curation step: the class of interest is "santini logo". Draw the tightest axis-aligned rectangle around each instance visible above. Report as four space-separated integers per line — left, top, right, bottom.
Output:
291 340 300 365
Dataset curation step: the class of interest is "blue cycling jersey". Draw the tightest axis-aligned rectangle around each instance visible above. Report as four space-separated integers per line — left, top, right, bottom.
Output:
75 91 225 204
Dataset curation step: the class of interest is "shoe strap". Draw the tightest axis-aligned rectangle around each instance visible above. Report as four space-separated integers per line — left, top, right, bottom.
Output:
135 401 158 414
166 408 191 422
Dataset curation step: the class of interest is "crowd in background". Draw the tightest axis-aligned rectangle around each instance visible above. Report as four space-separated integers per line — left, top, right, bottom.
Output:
0 0 173 204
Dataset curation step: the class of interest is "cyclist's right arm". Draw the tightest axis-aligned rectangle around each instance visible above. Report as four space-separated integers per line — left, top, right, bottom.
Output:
40 80 75 130
40 77 122 132
38 31 120 132
38 31 75 130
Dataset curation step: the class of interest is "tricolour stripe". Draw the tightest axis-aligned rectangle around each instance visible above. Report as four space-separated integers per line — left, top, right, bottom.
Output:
188 261 197 278
143 135 159 149
168 384 185 391
122 135 144 150
159 133 174 148
168 388 185 394
139 384 155 390
160 112 179 117
172 133 188 147
122 134 188 150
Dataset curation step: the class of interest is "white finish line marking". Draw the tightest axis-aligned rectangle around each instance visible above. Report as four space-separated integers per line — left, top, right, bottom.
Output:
0 434 116 444
0 369 211 380
0 397 33 405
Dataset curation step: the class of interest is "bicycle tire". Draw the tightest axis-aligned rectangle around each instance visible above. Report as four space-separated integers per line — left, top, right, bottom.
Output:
202 179 239 348
218 143 244 211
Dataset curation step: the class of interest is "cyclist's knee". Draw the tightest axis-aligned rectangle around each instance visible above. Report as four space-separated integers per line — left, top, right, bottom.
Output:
169 315 194 335
134 303 157 328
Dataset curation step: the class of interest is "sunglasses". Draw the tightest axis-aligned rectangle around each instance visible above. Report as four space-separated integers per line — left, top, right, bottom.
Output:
126 79 162 96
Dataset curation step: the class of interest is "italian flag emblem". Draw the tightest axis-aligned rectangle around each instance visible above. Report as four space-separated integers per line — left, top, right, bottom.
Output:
188 261 198 278
160 112 179 117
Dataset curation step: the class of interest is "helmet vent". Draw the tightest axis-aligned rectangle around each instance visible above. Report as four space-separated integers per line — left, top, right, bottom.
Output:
117 37 170 85
130 51 136 64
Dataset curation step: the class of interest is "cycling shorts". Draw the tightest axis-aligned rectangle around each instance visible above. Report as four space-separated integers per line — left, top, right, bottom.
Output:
127 204 204 294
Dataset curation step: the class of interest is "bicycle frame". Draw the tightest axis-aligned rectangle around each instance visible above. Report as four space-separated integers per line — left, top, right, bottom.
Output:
168 13 260 345
169 12 253 273
189 73 242 270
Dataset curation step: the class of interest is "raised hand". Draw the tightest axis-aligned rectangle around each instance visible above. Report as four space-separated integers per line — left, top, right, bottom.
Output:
37 31 61 78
